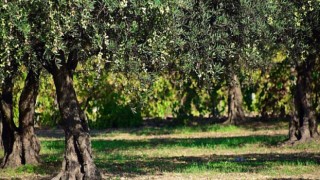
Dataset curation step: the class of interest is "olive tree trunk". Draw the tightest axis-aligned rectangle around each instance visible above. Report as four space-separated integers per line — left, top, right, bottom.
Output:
224 74 245 125
1 70 40 168
51 65 101 180
18 70 41 164
287 63 319 144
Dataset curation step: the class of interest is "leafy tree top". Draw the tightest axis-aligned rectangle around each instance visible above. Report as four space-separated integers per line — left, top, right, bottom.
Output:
0 1 31 81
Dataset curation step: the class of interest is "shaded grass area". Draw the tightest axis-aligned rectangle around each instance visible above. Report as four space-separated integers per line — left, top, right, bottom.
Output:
100 118 289 136
37 124 244 139
36 117 291 139
0 121 320 179
92 135 285 151
96 153 320 177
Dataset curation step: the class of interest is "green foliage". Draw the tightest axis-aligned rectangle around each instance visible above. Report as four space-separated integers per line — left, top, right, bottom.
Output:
91 90 142 129
273 0 320 65
255 62 293 117
28 0 98 61
74 66 143 128
35 73 60 127
142 76 179 118
0 1 30 68
2 0 320 130
95 0 174 74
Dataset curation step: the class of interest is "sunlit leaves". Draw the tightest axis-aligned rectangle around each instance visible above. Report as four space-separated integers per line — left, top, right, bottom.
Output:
95 0 173 74
28 0 97 66
0 1 31 82
171 0 275 87
272 0 320 65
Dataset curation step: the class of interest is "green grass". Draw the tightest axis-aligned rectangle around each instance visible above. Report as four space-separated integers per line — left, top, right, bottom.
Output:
90 135 285 151
0 121 320 179
132 124 243 135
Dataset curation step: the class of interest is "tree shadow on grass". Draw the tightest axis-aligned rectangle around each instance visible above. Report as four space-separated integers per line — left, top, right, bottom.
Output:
2 152 317 180
88 117 289 137
96 152 320 178
0 134 317 179
35 117 289 138
91 135 286 151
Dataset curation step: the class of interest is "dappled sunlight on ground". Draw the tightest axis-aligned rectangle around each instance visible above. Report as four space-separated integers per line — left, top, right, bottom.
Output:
1 120 320 179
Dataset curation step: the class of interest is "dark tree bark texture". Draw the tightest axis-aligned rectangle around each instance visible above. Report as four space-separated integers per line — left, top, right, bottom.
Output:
51 64 101 180
224 74 245 125
18 70 41 164
1 70 40 168
287 61 319 144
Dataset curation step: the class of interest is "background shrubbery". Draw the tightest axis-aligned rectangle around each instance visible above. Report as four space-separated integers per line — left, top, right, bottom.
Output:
26 61 296 129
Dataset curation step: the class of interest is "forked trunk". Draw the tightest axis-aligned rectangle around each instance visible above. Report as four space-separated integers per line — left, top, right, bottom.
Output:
18 70 41 164
51 65 101 180
1 70 40 168
224 74 245 125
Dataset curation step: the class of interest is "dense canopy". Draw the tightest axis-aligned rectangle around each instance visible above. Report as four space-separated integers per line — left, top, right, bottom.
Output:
0 0 320 179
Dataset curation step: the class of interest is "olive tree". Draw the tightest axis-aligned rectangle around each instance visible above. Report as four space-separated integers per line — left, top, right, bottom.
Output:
28 0 172 178
27 1 102 178
0 1 41 168
171 0 275 124
272 0 320 143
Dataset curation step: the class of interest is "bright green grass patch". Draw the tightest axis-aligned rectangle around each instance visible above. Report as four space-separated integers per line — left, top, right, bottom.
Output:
0 164 47 178
103 124 243 137
91 135 286 151
16 164 46 174
170 124 242 134
260 162 319 176
181 159 319 174
181 161 265 173
40 140 64 163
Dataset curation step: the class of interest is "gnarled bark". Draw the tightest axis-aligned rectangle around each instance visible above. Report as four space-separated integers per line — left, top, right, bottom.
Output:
224 74 245 125
51 65 101 180
287 62 319 145
1 70 40 168
18 70 41 164
288 106 299 142
1 74 18 167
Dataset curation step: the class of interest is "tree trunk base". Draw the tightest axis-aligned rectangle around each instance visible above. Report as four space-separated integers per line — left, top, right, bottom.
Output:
281 136 319 146
222 118 235 125
222 116 243 125
53 168 102 180
291 138 312 145
280 139 296 146
52 132 102 180
1 132 23 168
22 133 41 165
1 132 40 168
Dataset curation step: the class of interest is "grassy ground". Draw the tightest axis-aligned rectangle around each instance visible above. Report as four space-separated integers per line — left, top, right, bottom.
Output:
1 120 320 179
